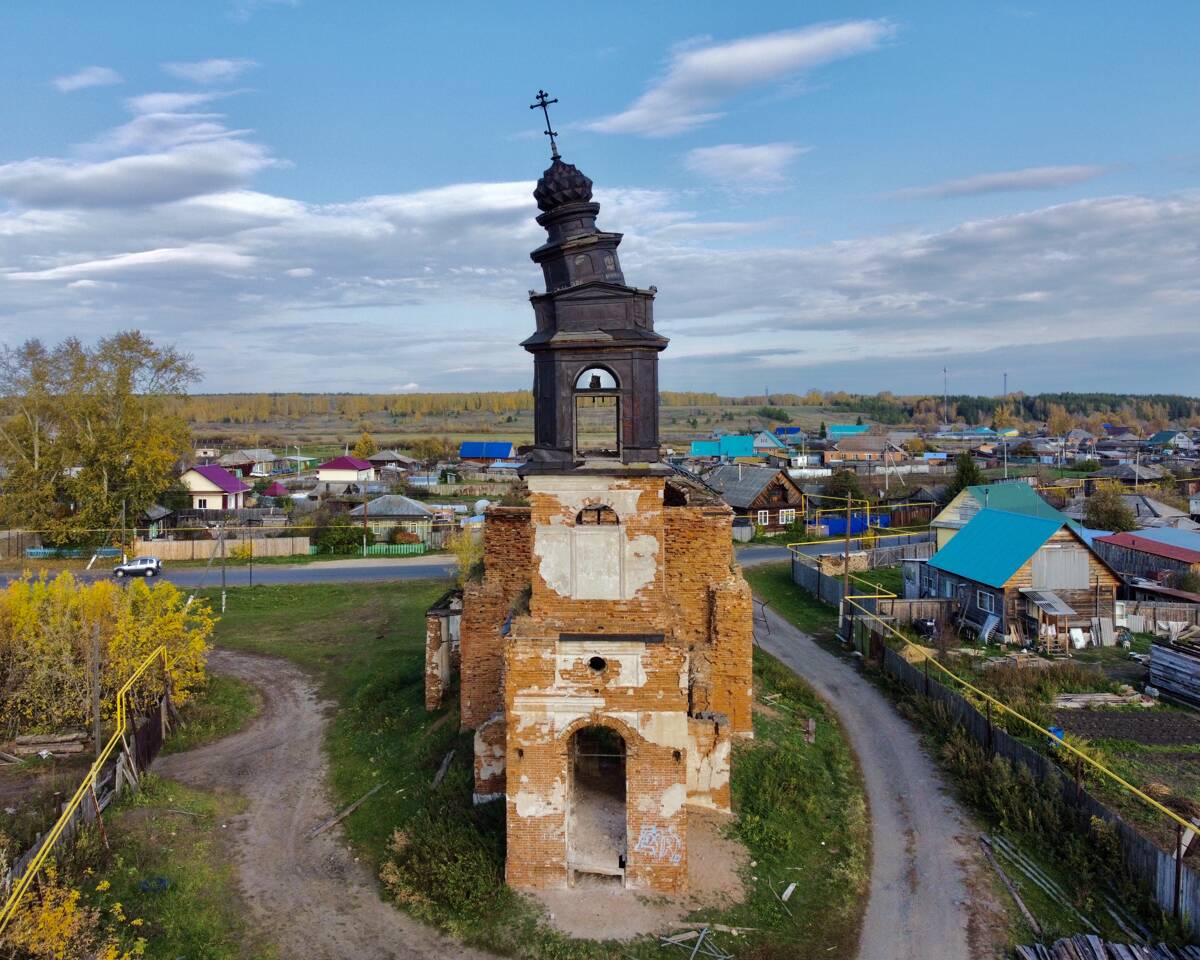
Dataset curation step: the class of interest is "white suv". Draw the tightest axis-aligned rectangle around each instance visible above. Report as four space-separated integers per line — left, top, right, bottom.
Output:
113 556 163 578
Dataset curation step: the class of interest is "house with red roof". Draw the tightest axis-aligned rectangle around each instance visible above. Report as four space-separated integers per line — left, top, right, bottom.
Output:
1093 528 1200 582
180 464 251 511
317 456 376 485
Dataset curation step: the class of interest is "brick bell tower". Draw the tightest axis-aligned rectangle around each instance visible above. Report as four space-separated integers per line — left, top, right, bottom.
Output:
427 92 754 897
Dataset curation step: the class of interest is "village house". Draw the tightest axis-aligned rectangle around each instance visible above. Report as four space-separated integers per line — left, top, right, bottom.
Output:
824 435 905 465
179 464 251 511
773 425 809 446
917 508 1120 649
752 430 789 457
427 148 752 896
1148 430 1195 453
316 455 375 488
347 494 434 538
459 441 515 465
1092 528 1200 582
931 481 1069 549
1085 463 1165 493
688 434 754 460
702 463 805 532
367 449 421 472
218 448 278 477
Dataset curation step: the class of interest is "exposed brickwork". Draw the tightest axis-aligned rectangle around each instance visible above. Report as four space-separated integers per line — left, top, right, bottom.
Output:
424 613 448 711
458 508 532 733
459 474 751 895
686 714 731 813
474 712 507 800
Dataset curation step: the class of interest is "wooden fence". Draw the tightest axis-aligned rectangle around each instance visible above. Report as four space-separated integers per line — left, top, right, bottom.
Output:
862 629 1200 939
133 536 311 560
1118 602 1200 634
0 696 171 915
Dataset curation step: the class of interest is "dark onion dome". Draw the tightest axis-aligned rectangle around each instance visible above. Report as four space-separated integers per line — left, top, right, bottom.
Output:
533 158 593 212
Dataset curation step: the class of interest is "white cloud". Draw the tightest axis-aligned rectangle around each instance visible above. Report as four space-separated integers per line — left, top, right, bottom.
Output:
9 243 255 281
53 66 122 93
588 21 893 136
0 141 274 208
162 58 258 83
894 164 1111 199
2 83 1197 394
684 143 809 187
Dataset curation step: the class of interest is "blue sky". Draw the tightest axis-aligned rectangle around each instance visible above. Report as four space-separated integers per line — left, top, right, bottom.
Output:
1 1 1197 396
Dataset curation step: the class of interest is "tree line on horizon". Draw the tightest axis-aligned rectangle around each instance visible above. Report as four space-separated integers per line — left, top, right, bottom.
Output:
175 389 1200 433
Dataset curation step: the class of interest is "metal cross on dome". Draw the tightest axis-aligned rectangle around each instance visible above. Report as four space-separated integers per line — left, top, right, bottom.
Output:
529 89 560 161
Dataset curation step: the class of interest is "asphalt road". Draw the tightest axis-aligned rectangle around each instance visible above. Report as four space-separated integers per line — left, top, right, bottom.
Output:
754 603 984 959
6 534 930 589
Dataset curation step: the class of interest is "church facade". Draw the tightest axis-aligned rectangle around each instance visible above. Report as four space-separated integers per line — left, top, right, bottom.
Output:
425 142 753 895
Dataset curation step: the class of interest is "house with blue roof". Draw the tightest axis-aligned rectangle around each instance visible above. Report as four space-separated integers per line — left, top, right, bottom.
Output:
459 440 515 462
919 508 1119 647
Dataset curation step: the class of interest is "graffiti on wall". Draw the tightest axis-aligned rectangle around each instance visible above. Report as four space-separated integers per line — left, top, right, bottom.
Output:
633 824 682 864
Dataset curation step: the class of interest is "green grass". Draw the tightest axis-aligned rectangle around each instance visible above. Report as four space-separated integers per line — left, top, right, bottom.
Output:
84 773 275 960
162 673 262 755
190 579 869 959
852 565 903 596
743 563 840 646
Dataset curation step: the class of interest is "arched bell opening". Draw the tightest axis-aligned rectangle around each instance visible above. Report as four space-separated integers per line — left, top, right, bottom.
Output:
573 366 620 460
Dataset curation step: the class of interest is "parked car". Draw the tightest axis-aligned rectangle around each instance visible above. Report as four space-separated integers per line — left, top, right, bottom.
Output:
113 556 163 578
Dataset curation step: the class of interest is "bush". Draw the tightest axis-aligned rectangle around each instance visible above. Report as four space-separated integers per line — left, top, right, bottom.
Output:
312 514 375 553
0 574 213 739
389 529 422 545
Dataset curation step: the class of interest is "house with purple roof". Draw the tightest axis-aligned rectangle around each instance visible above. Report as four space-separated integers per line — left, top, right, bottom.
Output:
180 464 252 511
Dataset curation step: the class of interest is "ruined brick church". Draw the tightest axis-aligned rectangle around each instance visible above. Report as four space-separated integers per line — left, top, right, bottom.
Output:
425 124 753 895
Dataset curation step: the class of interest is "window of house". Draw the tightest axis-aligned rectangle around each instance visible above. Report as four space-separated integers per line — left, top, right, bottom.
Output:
756 510 770 526
197 498 207 509
779 508 796 524
977 590 996 613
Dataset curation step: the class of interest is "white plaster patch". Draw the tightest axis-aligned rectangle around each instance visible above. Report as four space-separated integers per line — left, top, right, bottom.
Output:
638 711 688 749
515 776 567 818
658 782 688 819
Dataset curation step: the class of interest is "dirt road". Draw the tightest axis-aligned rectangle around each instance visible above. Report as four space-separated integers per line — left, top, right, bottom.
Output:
155 649 494 960
754 605 995 960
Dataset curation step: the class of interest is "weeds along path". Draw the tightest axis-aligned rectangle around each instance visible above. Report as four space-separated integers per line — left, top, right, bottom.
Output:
155 649 495 960
754 605 993 960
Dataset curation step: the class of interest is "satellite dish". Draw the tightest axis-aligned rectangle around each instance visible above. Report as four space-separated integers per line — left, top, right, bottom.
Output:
474 499 491 515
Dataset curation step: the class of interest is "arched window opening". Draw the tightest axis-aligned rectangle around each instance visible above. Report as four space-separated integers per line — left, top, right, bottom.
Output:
568 725 627 883
576 504 619 525
574 368 620 460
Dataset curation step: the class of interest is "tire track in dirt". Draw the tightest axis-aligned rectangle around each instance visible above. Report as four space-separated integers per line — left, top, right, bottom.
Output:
155 649 495 960
754 605 1000 959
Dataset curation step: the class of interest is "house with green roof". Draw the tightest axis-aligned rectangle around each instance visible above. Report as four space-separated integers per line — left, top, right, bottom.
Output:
930 481 1071 550
919 508 1119 647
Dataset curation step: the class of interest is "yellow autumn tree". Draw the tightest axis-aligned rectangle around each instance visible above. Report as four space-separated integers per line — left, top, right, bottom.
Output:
0 573 213 738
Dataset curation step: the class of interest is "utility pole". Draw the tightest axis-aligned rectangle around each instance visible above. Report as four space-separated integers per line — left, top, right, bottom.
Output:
362 483 370 556
90 623 102 760
943 366 949 428
220 523 227 613
842 491 852 631
120 500 127 561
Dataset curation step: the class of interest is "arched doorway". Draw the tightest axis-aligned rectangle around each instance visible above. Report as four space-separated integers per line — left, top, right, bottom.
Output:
573 367 620 459
568 724 627 882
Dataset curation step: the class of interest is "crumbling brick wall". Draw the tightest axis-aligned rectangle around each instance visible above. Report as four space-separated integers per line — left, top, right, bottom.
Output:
425 613 450 711
687 714 731 812
459 507 531 731
664 503 754 736
474 712 506 801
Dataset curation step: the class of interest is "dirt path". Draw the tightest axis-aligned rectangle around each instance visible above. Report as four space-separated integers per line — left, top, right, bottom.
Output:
754 605 1000 960
155 649 494 960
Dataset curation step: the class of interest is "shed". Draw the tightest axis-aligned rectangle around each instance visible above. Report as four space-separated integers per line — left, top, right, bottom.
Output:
459 441 514 463
931 482 1070 549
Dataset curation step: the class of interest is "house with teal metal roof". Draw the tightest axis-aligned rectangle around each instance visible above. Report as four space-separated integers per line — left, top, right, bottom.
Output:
826 424 869 440
919 508 1119 647
689 434 755 459
930 481 1073 550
